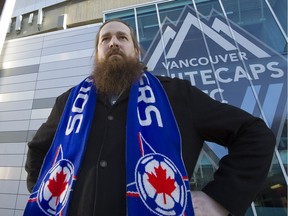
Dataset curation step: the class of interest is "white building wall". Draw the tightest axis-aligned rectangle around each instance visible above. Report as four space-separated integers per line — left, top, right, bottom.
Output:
0 22 100 215
12 0 68 17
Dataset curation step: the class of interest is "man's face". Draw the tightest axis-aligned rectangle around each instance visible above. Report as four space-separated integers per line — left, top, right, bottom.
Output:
92 21 143 95
96 21 139 62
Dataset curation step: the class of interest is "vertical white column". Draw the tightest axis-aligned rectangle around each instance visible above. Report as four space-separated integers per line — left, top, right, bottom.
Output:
0 0 17 55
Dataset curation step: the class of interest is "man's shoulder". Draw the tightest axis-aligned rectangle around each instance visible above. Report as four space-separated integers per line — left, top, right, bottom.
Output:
155 75 192 89
156 75 172 82
154 74 205 100
156 75 186 84
56 87 73 105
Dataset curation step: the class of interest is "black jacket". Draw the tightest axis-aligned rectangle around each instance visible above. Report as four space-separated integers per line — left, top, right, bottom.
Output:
25 76 275 216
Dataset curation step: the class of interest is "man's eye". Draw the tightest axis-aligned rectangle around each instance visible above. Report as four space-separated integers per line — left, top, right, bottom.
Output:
119 36 128 40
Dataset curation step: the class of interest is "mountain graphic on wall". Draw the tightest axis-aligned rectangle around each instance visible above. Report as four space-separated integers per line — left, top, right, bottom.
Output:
143 5 287 135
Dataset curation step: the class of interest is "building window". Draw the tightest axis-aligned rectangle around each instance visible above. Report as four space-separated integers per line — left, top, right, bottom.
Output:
104 1 287 215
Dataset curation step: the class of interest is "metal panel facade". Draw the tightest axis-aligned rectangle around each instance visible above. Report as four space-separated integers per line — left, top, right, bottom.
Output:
0 23 100 216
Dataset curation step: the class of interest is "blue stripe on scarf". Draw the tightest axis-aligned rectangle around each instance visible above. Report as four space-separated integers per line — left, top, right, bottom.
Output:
24 77 96 216
126 72 194 216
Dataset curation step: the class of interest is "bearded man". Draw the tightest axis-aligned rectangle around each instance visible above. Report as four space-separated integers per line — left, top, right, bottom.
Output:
24 19 275 216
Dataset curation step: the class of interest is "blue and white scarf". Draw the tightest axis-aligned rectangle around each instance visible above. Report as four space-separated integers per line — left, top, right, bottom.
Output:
24 72 194 216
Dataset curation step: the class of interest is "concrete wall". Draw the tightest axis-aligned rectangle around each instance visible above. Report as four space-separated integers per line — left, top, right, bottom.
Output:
6 0 151 40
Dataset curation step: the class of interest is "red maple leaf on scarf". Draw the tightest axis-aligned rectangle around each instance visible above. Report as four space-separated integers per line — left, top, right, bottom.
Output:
147 165 176 204
48 170 68 205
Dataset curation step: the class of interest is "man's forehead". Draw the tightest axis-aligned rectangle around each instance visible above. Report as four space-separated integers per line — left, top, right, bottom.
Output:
99 21 131 36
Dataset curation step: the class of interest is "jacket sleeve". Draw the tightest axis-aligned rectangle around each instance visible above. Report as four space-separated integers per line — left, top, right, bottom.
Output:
25 91 70 192
182 81 276 215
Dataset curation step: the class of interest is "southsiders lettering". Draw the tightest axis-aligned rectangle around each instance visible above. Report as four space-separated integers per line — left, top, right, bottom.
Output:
65 78 93 135
137 74 163 127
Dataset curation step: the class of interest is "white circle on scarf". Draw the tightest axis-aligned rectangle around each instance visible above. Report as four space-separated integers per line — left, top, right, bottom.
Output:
135 153 187 215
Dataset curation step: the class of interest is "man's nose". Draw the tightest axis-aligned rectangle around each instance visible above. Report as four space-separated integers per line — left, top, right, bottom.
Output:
109 38 119 48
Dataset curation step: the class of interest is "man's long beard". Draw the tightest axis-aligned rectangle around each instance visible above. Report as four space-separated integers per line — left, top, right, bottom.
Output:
92 49 143 95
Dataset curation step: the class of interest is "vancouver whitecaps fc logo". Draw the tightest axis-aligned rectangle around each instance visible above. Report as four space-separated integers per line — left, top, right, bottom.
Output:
135 135 188 216
37 156 74 215
143 5 287 137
